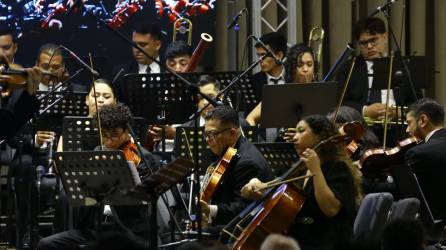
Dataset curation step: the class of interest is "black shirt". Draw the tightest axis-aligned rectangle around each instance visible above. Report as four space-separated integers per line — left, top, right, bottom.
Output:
290 161 356 250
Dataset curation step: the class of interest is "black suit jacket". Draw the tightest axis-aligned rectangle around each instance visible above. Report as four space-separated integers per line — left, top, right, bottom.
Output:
336 56 419 112
0 91 39 140
405 128 446 220
211 136 274 225
250 71 268 103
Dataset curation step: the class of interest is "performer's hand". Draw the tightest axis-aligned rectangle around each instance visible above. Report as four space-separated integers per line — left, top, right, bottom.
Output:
364 103 387 120
241 178 266 200
301 148 321 175
148 125 176 140
282 127 297 142
200 199 210 218
36 131 56 147
24 66 42 96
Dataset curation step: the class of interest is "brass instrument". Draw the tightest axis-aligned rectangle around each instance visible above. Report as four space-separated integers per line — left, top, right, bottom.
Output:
364 105 408 126
173 17 193 45
185 33 213 72
308 27 325 80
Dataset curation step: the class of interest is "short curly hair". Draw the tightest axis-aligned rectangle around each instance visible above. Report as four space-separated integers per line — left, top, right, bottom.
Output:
284 43 317 82
95 103 133 131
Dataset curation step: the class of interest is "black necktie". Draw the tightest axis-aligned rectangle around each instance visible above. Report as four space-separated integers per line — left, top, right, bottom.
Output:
145 66 151 74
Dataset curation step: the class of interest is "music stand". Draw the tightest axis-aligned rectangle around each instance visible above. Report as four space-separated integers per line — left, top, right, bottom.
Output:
201 71 259 113
253 142 299 177
62 116 148 151
260 82 340 128
372 57 427 90
35 91 88 134
122 73 196 124
54 150 143 207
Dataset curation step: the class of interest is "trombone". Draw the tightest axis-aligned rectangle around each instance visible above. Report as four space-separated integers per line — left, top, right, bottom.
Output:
308 27 324 80
173 17 193 45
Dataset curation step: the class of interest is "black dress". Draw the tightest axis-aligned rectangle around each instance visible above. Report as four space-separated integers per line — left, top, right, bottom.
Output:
289 161 356 250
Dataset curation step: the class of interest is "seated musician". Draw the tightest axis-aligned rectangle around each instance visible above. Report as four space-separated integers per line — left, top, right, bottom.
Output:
404 98 446 220
38 103 163 250
200 105 273 226
164 40 192 73
335 17 418 122
241 115 362 250
246 43 316 126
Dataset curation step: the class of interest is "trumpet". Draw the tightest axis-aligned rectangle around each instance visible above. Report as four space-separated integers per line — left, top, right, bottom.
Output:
173 17 193 45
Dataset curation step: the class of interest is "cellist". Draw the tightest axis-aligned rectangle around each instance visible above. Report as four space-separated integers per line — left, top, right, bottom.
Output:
241 115 362 250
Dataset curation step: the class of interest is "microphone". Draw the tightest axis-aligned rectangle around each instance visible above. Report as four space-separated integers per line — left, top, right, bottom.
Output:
59 45 100 77
227 8 247 30
369 0 398 17
251 35 283 65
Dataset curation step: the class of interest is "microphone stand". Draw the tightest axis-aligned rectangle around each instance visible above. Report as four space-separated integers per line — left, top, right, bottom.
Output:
370 3 419 101
71 7 221 245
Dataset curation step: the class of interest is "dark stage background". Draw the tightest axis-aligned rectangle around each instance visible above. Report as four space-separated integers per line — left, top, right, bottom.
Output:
1 1 216 84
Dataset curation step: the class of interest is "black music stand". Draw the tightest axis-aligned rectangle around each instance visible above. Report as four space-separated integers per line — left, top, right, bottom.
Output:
203 71 259 113
260 82 340 128
122 73 196 123
35 91 88 134
372 57 427 91
54 150 143 207
253 142 299 177
62 116 148 151
128 157 194 249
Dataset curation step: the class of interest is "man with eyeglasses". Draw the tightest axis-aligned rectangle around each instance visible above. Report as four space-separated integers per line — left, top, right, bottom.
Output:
200 105 273 229
336 17 418 122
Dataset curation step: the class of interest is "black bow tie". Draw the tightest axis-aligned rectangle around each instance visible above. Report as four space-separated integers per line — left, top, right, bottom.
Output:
270 77 282 84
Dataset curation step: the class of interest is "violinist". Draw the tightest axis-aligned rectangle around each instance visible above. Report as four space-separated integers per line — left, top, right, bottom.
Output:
38 103 163 250
200 105 273 227
241 115 362 250
404 98 446 220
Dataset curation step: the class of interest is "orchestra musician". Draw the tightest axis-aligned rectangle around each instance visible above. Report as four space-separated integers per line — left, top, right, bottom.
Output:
200 105 273 226
241 115 362 250
336 17 418 121
113 23 163 101
404 98 446 221
250 32 287 92
164 40 192 73
246 43 316 126
38 103 164 250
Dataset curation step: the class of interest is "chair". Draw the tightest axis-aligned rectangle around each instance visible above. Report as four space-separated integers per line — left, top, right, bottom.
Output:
389 197 420 221
353 192 394 244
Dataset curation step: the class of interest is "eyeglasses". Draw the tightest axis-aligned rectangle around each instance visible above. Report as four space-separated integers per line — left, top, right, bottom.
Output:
204 127 233 140
358 37 379 48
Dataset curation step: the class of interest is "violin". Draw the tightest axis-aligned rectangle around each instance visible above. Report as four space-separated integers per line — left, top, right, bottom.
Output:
0 63 57 91
121 141 142 167
340 121 365 158
359 136 421 177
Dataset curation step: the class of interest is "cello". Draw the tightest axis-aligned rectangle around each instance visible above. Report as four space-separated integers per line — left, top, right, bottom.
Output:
227 132 357 250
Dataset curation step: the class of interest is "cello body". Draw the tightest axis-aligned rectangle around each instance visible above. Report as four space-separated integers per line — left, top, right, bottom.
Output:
232 184 305 250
